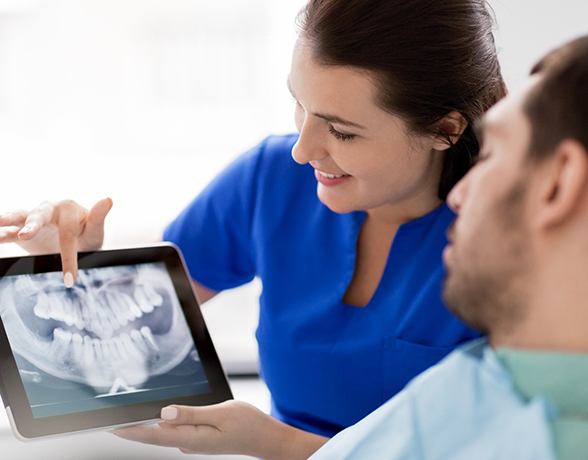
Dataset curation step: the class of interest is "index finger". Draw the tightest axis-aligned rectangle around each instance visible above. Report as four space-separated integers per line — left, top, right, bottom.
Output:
54 201 86 287
58 226 79 288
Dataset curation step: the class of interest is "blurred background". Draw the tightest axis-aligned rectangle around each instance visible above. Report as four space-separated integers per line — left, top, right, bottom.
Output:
0 0 587 377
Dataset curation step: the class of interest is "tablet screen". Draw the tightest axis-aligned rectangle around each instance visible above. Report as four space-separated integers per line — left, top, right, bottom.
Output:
0 262 210 419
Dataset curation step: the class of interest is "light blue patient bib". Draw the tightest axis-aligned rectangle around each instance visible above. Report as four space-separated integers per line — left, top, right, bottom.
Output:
311 340 557 460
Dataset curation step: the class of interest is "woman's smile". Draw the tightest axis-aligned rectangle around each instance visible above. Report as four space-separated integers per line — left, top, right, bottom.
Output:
314 169 352 186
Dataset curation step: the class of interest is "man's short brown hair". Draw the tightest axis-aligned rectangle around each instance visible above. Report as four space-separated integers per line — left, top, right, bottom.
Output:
524 35 588 159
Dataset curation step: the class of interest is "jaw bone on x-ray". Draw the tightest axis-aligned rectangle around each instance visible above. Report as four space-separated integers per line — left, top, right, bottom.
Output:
0 263 195 395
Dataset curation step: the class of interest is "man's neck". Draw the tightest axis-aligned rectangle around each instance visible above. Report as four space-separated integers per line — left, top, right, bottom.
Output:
491 313 588 353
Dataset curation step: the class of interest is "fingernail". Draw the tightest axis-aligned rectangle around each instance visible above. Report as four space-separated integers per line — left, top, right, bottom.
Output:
161 406 178 420
64 272 74 288
19 225 33 234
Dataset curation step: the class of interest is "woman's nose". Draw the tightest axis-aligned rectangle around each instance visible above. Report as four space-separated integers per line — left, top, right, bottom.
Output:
291 119 328 165
292 112 329 164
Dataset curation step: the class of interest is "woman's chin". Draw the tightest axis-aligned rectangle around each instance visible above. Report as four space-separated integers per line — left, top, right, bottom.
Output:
317 194 357 214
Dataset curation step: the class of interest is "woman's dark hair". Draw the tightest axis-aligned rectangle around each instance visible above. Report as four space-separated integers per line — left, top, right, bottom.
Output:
297 0 507 200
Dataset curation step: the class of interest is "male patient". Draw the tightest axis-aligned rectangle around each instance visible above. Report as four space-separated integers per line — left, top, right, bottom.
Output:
116 36 588 459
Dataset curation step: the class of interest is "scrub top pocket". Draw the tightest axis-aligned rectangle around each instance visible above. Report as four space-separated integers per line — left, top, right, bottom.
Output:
381 337 454 402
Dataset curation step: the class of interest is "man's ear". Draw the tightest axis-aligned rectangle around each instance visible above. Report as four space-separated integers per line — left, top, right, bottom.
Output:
534 140 588 230
432 111 468 151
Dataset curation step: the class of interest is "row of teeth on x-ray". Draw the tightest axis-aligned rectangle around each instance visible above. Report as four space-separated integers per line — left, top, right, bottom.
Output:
52 326 159 365
32 285 163 338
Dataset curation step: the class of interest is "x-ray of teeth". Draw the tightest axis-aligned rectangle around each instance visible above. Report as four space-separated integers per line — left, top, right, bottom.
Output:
0 263 201 397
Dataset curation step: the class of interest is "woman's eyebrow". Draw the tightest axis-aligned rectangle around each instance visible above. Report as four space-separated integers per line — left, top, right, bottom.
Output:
286 78 367 130
313 112 367 129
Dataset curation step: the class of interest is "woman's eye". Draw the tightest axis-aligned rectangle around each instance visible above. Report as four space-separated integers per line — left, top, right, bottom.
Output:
328 125 356 142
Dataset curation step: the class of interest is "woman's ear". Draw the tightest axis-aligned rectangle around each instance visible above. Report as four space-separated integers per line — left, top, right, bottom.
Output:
533 140 588 230
432 111 468 151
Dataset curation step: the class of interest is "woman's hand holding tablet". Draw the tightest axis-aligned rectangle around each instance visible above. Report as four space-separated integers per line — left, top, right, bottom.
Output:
114 400 328 459
0 244 232 440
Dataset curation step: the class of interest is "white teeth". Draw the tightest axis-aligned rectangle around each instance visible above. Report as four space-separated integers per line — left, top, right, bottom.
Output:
111 336 127 360
104 292 129 327
139 302 154 314
53 325 156 370
91 301 113 338
33 292 51 319
120 332 142 359
54 327 72 343
100 297 120 330
73 304 85 330
79 296 92 327
121 293 143 320
109 291 135 323
101 300 121 335
36 276 165 372
142 285 163 308
72 332 83 345
83 335 94 362
62 297 76 327
101 338 118 361
48 293 66 322
71 332 84 361
92 338 105 362
51 327 72 356
133 288 154 313
140 326 159 351
319 171 347 179
33 280 161 339
130 329 149 354
82 297 101 336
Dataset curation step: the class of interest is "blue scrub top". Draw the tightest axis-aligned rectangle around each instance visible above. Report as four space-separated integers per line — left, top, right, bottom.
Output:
163 134 479 437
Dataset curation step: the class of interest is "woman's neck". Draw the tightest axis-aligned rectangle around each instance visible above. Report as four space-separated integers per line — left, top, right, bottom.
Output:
366 194 443 227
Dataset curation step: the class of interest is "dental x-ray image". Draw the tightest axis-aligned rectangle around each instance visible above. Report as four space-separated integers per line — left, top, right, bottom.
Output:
0 262 210 418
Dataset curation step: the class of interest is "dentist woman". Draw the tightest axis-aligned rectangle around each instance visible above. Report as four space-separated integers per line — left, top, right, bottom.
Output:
0 0 505 441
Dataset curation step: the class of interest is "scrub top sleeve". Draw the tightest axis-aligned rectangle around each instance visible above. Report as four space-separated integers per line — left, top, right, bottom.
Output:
163 140 265 292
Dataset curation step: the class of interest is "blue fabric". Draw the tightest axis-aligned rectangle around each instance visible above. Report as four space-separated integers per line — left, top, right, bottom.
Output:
163 134 479 437
310 340 557 460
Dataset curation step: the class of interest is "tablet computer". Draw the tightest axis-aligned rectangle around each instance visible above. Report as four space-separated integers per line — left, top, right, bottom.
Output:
0 243 232 440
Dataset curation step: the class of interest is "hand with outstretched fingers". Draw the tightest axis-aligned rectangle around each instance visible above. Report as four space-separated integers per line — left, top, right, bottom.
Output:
0 198 113 286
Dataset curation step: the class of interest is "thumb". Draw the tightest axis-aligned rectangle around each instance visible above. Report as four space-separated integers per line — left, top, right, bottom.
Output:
87 197 113 225
82 197 113 248
160 404 222 427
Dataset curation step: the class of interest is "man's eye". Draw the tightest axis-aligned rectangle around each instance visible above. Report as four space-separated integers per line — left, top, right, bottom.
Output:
328 125 356 142
473 153 491 165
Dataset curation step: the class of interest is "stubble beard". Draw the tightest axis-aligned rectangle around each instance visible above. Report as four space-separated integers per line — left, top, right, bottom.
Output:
442 179 531 339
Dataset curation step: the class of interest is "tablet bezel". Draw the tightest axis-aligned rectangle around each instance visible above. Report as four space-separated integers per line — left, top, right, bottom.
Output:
0 243 233 440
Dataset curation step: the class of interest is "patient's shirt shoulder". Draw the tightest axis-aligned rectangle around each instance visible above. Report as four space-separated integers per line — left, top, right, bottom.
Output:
310 339 557 460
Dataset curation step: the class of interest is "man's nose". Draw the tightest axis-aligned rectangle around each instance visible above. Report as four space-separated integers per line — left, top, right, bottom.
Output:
447 173 470 213
291 118 328 165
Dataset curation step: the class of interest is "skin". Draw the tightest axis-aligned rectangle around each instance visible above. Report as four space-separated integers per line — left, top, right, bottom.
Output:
289 40 447 218
0 198 217 303
289 39 459 306
0 38 461 304
0 38 467 457
445 76 588 352
2 48 586 456
114 64 588 457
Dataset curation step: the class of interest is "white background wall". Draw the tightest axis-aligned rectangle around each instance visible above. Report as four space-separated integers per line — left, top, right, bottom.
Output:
0 1 587 373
